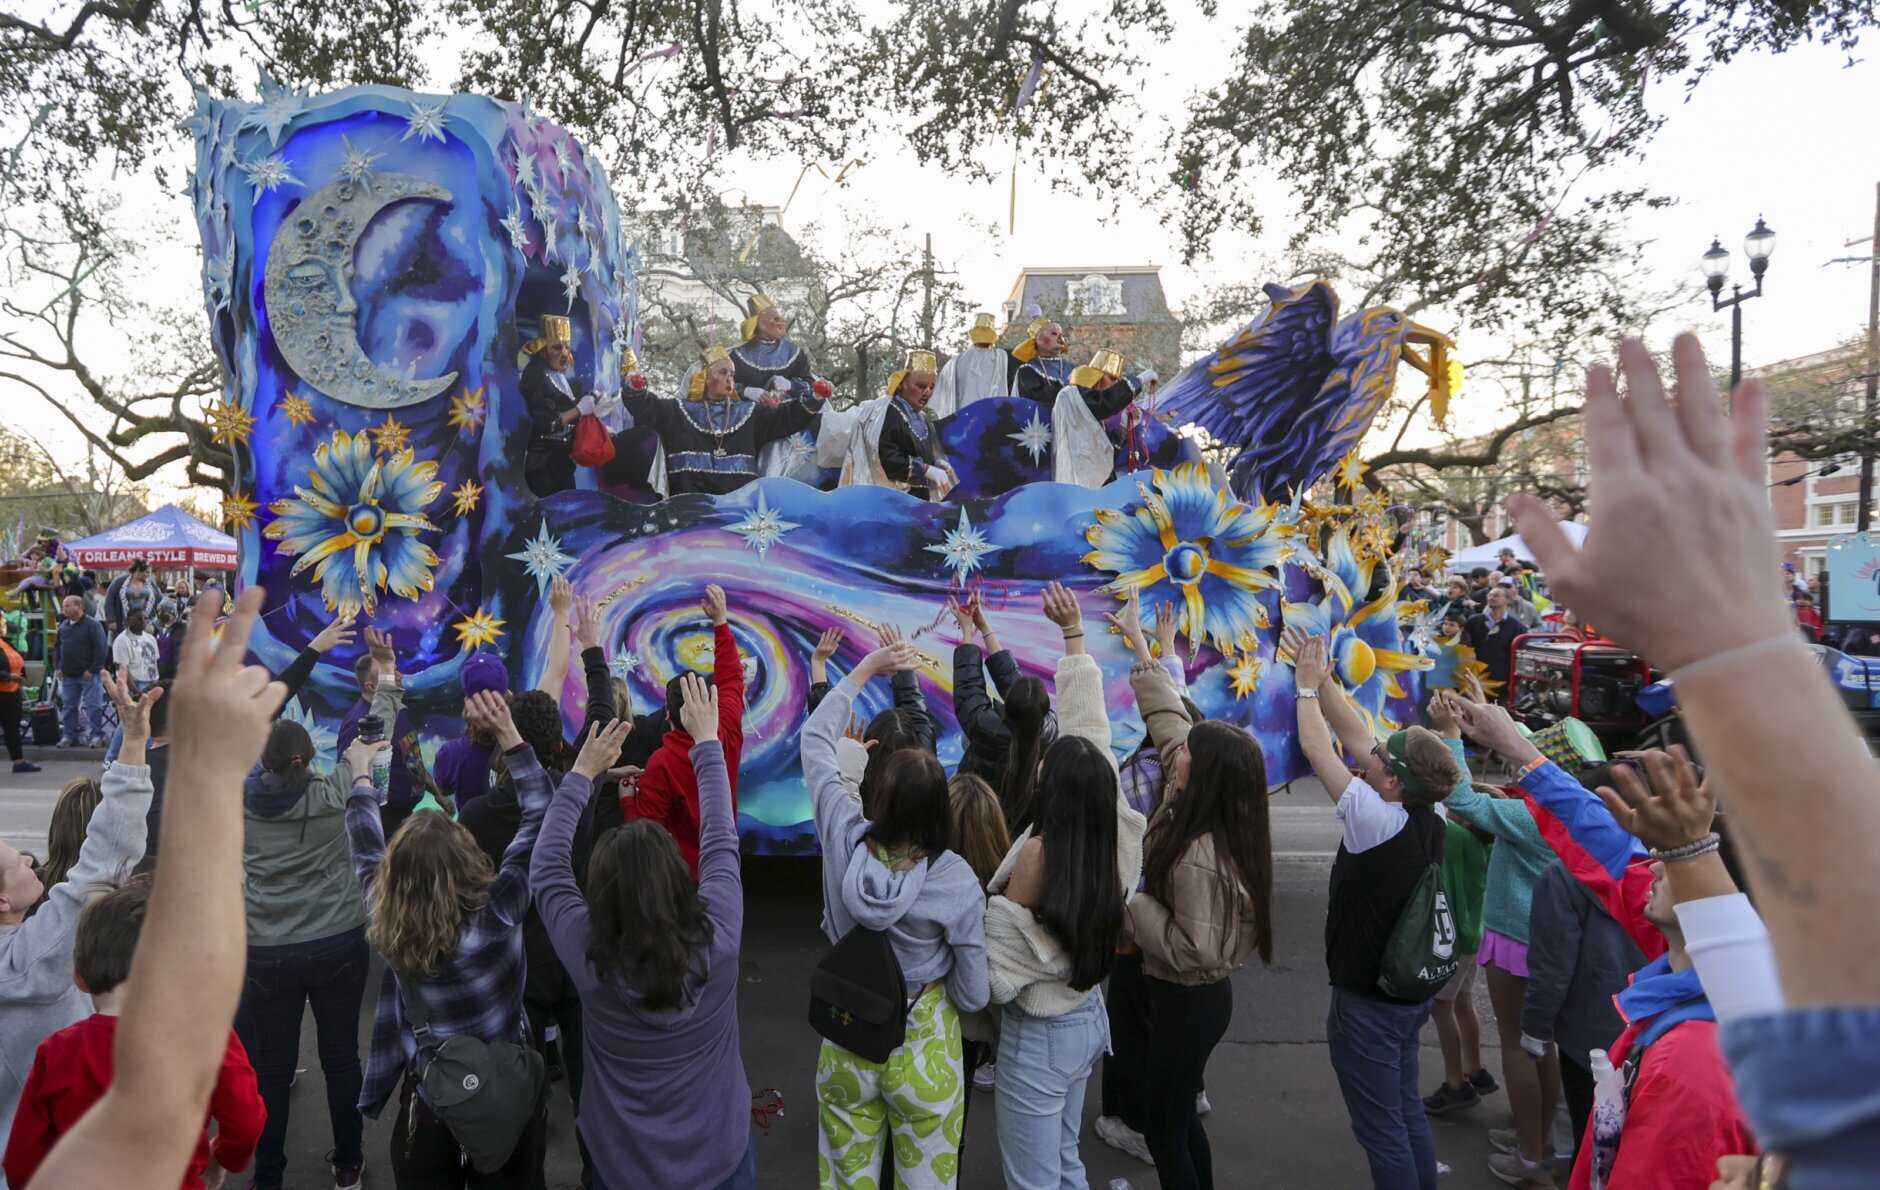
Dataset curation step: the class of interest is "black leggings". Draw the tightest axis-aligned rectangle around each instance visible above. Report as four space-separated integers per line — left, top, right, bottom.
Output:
1142 975 1233 1190
1560 1053 1594 1167
1102 949 1152 1132
0 688 22 761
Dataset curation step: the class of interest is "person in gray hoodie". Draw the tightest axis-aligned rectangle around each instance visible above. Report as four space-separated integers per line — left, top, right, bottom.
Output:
233 632 394 1190
804 636 989 1190
0 672 156 1186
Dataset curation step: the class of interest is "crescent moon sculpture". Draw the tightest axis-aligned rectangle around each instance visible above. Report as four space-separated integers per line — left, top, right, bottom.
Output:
263 172 459 410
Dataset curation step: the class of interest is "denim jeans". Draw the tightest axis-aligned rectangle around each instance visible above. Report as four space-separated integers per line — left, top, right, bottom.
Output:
995 991 1110 1189
710 1128 758 1190
234 927 371 1190
57 674 101 741
1326 987 1438 1190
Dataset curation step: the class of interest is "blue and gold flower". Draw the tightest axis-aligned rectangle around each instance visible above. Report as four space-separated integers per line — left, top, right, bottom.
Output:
265 428 444 614
1083 462 1289 651
1280 526 1432 726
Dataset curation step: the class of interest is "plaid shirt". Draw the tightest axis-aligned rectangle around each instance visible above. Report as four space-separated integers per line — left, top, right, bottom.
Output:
348 742 551 1117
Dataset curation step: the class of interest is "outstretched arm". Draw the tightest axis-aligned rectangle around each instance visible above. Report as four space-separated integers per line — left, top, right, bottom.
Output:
1291 635 1351 803
535 577 576 697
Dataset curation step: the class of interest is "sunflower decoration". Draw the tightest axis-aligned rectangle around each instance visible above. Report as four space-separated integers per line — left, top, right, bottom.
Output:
1082 462 1289 652
264 428 445 615
221 490 259 533
207 399 255 447
1276 525 1432 728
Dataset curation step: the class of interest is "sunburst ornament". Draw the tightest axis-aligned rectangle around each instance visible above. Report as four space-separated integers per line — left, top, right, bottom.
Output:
1226 651 1264 700
507 519 576 594
1010 412 1053 464
369 414 411 456
402 99 449 143
449 386 488 434
1334 449 1370 492
207 400 255 446
450 479 484 517
610 653 641 680
221 490 258 533
453 607 506 649
279 392 315 428
727 491 800 559
925 508 1001 580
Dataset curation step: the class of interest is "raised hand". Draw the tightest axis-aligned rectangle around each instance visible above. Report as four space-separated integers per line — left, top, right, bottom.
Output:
1506 336 1790 674
465 689 521 750
549 575 575 617
946 596 975 638
1103 587 1149 658
574 718 634 781
1290 630 1330 691
677 671 719 741
858 641 920 679
345 734 387 781
365 626 396 675
843 712 867 744
308 611 357 655
1041 582 1081 630
812 627 845 663
575 595 604 652
1597 746 1716 852
1447 693 1537 764
102 669 161 745
169 587 290 789
607 764 643 794
879 622 907 650
702 584 729 627
1153 600 1179 660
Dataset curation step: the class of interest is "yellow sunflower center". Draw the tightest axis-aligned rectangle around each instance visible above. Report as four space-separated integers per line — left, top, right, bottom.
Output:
346 503 386 542
1338 636 1377 687
1164 541 1209 585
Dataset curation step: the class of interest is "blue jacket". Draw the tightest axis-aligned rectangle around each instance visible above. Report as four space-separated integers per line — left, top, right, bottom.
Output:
1521 860 1646 1067
54 614 108 677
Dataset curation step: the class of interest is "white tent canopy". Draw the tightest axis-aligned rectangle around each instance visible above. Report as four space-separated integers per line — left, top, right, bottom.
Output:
1448 523 1587 571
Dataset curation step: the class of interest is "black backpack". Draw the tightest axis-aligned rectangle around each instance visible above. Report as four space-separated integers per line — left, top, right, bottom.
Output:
809 923 911 1063
397 977 547 1172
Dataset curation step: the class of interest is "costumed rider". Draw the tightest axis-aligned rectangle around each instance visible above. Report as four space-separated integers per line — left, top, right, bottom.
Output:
841 349 955 500
1052 349 1145 487
1008 313 1073 403
624 345 830 496
521 314 581 499
931 312 1016 419
730 293 827 483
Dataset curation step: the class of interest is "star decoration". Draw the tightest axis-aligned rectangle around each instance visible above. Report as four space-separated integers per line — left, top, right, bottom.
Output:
770 431 816 477
1227 651 1264 700
609 653 641 681
583 246 605 278
512 143 537 191
221 490 259 533
279 392 315 428
206 399 254 446
553 138 575 181
336 135 381 187
450 479 484 517
240 153 302 197
726 492 801 559
403 99 449 143
368 414 411 456
453 607 506 649
1334 449 1369 491
518 93 547 133
500 204 532 256
925 509 1000 579
203 249 234 317
560 264 582 309
1010 412 1053 464
507 520 576 594
449 386 488 434
239 74 304 148
576 207 593 240
539 210 561 261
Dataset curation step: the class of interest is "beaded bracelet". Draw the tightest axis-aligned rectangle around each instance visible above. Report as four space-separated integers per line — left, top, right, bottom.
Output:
1648 832 1721 863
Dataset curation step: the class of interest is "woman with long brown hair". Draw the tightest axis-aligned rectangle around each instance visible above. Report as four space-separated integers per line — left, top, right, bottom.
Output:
345 649 552 1188
1120 592 1273 1190
27 780 102 913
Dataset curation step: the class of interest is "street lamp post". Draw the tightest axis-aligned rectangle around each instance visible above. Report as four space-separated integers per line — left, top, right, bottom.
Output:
1700 216 1778 391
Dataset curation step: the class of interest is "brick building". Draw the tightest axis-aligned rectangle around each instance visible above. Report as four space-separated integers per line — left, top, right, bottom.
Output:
1753 341 1872 575
1000 265 1180 380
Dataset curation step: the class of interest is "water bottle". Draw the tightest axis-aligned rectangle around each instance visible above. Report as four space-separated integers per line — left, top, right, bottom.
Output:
1587 1048 1625 1190
359 714 391 803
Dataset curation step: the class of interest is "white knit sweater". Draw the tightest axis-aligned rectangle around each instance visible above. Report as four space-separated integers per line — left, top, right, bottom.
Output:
984 652 1146 1016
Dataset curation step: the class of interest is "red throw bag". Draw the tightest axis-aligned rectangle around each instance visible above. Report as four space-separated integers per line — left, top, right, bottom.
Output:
571 414 616 467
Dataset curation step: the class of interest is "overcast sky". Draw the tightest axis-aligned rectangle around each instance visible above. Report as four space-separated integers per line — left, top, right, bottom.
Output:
8 26 1877 502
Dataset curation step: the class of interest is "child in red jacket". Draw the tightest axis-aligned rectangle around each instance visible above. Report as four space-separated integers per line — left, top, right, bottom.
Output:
3 877 263 1189
625 585 747 879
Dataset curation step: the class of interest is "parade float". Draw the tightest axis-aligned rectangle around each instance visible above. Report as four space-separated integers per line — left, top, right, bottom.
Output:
190 79 1477 853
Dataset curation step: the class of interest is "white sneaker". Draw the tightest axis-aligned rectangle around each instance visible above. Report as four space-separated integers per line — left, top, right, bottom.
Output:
973 1061 997 1092
1095 1115 1154 1166
1195 1089 1211 1115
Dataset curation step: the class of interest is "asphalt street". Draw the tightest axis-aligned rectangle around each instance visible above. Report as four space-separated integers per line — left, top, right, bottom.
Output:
2 757 1529 1189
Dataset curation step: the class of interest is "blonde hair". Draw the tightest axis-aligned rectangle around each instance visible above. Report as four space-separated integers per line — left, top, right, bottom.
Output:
366 813 495 979
947 773 1010 891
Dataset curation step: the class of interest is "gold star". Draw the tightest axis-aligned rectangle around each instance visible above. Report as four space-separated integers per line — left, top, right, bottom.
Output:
207 400 255 446
449 386 487 434
1227 651 1264 700
1334 449 1369 492
369 414 411 456
221 490 258 532
279 392 315 428
450 479 483 517
453 607 506 649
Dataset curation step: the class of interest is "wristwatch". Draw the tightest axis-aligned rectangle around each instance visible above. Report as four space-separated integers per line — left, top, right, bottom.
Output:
1296 688 1321 700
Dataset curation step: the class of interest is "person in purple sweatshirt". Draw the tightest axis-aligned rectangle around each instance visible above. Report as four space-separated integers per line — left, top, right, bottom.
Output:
529 674 754 1190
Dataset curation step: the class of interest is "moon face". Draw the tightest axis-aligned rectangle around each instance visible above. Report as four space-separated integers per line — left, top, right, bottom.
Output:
264 172 459 409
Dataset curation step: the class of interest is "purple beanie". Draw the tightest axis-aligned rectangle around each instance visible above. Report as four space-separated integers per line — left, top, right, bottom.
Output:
462 654 511 698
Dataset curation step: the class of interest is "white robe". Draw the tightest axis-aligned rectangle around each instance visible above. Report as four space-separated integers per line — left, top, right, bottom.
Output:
1052 387 1115 488
932 345 1012 420
838 396 896 489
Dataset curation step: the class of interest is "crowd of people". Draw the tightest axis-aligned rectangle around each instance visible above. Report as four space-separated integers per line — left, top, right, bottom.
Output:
0 333 1874 1190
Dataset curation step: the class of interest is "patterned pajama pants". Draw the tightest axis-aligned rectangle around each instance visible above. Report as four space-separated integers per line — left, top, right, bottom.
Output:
816 986 966 1189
